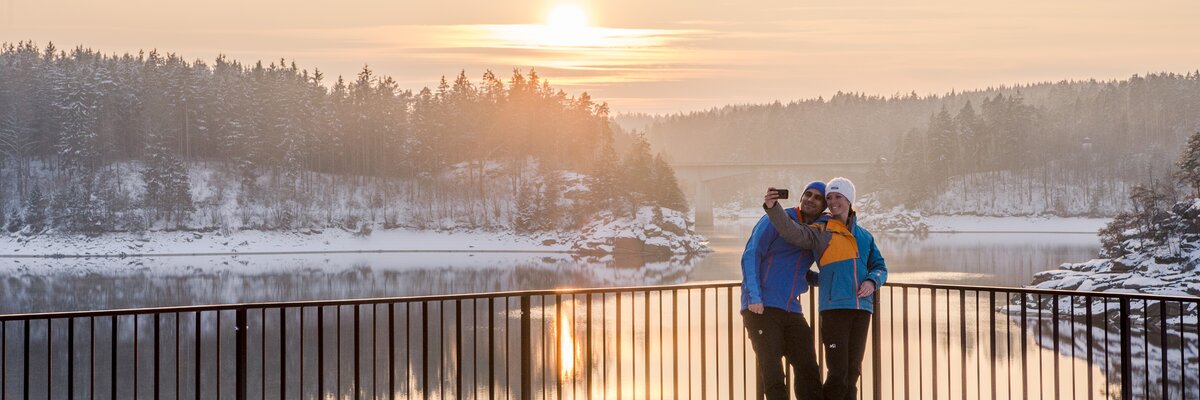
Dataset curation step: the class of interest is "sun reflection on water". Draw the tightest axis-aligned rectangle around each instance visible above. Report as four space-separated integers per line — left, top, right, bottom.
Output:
559 299 578 379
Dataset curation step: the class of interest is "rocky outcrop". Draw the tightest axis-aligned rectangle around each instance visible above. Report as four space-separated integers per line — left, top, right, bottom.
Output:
572 206 709 256
852 196 930 234
1028 198 1200 298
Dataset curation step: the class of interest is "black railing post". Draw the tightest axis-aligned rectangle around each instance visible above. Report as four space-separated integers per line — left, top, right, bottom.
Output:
236 308 248 400
585 294 593 400
700 289 706 400
873 292 882 400
154 314 161 400
1119 297 1132 400
1052 294 1060 400
457 299 464 400
422 302 429 400
520 295 531 400
68 317 75 400
111 316 118 400
354 304 361 400
317 307 325 400
1159 300 1168 400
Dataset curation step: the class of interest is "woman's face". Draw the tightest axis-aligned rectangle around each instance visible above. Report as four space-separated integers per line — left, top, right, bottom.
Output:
826 192 850 218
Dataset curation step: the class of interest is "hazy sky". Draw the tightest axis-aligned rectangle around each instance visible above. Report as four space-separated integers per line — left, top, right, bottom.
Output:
3 0 1199 114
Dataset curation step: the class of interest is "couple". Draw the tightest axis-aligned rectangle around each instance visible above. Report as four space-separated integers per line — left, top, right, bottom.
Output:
740 177 888 400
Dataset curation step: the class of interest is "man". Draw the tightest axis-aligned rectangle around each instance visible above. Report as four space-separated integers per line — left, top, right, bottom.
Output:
740 181 828 400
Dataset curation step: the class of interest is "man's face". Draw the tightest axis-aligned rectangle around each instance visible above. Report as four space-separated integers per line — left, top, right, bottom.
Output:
799 188 826 216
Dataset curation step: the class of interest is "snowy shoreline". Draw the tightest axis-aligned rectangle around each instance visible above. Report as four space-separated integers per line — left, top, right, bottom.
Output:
3 211 1104 258
717 207 1106 234
2 206 710 258
1 228 575 258
921 215 1105 234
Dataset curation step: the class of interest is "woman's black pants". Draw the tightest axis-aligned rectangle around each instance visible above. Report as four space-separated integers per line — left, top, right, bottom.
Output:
820 309 872 400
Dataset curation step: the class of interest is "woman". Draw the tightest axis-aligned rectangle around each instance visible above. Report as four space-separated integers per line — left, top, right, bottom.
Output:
762 177 887 400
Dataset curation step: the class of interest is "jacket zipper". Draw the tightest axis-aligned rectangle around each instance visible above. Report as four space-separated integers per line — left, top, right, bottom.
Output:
788 262 799 312
854 258 861 310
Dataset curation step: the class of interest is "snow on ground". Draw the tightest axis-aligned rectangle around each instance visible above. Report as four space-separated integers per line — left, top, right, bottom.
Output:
1 206 709 258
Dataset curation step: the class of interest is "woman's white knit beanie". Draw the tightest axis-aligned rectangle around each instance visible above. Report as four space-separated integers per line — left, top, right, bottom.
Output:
826 177 856 205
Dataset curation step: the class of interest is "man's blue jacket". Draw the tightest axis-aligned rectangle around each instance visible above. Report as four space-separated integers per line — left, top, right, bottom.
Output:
740 207 827 314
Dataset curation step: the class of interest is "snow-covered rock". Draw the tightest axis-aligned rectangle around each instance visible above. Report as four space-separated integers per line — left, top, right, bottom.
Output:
1027 224 1198 297
1025 198 1200 298
856 207 929 234
1028 254 1200 298
571 206 710 257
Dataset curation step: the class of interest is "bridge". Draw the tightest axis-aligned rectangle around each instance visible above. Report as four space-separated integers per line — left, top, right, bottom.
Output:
670 161 875 226
1 282 1195 399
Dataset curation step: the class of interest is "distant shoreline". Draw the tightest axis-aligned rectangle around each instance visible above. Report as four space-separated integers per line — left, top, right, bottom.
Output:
720 211 1105 235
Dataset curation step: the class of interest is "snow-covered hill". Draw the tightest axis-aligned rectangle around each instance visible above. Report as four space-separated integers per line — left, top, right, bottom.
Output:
2 162 709 256
917 170 1133 217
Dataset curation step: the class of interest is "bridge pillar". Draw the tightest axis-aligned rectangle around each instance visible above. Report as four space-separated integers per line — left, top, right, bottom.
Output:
694 181 713 227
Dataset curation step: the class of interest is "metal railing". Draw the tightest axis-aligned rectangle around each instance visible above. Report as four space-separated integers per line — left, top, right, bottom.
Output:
0 281 1197 399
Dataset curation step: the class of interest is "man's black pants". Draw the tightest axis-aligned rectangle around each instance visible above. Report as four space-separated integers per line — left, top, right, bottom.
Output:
742 307 822 400
820 309 872 400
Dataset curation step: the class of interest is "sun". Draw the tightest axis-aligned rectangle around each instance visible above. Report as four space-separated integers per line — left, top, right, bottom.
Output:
484 3 666 50
547 4 589 31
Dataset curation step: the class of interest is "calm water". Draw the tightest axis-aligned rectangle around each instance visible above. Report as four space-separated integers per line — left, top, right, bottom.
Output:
0 220 1101 314
2 222 1195 399
687 221 1102 287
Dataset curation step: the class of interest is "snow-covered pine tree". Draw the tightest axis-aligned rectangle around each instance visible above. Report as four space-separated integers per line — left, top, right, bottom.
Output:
22 185 47 234
514 179 543 233
896 128 928 206
926 107 957 186
621 132 654 212
4 210 20 233
48 179 105 234
652 153 688 212
1176 130 1200 197
1128 184 1170 246
954 100 983 173
53 61 101 176
586 138 621 214
537 165 564 229
272 73 305 195
142 133 195 226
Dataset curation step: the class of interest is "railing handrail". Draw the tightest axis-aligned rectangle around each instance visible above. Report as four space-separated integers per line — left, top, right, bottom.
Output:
882 281 1200 302
3 280 1197 321
0 280 744 321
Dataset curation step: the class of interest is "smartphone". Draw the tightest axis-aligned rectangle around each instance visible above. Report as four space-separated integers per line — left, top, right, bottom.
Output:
776 189 789 199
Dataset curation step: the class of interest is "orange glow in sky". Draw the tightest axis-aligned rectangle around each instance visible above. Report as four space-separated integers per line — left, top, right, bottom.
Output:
3 0 1200 114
